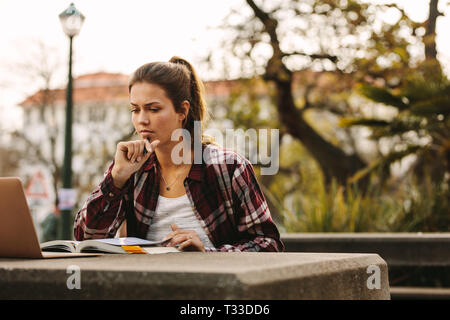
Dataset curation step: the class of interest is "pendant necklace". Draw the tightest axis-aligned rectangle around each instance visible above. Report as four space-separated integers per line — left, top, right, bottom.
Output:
160 166 182 191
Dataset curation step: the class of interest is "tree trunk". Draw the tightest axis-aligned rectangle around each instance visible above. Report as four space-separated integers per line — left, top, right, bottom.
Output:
271 71 367 186
247 0 367 187
425 0 440 60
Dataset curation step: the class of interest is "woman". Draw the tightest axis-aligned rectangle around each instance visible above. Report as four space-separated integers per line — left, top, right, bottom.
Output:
73 57 284 252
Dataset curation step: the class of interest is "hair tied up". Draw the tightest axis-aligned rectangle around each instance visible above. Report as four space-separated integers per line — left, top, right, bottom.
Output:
169 56 191 70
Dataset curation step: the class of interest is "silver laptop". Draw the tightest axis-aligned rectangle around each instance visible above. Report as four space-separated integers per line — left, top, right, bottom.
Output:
0 177 96 259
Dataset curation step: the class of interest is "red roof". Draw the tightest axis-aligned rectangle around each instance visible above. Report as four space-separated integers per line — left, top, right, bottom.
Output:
19 72 129 108
19 72 242 108
19 70 345 108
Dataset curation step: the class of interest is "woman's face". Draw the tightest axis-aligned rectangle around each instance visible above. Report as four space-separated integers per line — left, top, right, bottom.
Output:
129 82 187 146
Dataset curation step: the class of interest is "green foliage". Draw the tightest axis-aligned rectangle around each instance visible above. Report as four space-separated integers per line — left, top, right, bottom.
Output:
257 115 449 233
277 177 399 232
412 97 450 116
347 145 422 184
342 64 450 183
339 118 389 128
272 170 449 233
389 175 450 232
357 84 408 111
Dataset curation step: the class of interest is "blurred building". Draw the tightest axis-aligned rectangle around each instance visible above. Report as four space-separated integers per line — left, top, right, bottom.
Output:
17 73 132 238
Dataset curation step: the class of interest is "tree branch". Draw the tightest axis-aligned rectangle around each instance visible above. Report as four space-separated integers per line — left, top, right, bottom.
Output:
283 51 338 63
11 131 50 166
246 0 282 57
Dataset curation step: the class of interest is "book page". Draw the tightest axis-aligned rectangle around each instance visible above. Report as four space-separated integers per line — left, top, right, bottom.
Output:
143 247 180 254
89 237 168 246
40 240 80 252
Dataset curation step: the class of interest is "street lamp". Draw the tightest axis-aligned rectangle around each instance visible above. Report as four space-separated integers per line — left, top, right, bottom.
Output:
59 3 85 240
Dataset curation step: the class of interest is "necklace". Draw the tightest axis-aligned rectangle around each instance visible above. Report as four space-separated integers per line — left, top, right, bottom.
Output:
159 166 183 191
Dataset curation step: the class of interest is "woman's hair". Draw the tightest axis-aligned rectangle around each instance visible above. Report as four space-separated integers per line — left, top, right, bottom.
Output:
128 56 215 146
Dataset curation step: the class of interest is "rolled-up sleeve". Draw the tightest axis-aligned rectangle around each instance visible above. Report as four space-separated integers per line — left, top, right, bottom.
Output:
207 158 284 252
73 162 131 241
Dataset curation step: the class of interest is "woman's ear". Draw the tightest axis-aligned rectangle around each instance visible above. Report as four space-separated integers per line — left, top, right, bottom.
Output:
179 100 190 123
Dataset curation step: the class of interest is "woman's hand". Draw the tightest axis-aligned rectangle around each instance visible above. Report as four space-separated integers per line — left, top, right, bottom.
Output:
111 139 160 188
163 224 206 252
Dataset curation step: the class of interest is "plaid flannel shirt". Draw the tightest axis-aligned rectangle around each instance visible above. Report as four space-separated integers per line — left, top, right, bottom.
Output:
73 143 284 252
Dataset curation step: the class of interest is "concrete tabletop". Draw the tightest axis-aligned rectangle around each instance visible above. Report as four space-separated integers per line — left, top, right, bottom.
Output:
0 252 390 300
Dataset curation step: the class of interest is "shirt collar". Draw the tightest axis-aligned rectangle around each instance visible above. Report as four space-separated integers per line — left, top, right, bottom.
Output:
142 152 157 172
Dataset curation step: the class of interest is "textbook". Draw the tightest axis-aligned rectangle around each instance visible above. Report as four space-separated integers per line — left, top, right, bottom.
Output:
40 237 179 254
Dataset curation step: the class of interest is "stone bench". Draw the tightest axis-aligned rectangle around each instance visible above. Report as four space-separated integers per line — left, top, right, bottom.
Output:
0 252 390 299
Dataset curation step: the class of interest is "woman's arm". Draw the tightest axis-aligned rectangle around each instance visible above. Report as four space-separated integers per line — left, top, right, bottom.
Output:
74 139 159 240
208 158 284 252
73 162 131 241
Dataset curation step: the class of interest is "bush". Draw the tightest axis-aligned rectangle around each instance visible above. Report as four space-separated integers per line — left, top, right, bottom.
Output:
278 173 449 233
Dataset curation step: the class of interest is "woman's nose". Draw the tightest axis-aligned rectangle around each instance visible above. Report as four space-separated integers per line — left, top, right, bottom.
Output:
137 113 150 124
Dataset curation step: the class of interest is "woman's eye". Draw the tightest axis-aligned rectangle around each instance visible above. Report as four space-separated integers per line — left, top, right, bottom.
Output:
130 107 159 113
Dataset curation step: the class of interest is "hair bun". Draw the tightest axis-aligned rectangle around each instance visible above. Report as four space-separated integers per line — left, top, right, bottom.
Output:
169 56 189 67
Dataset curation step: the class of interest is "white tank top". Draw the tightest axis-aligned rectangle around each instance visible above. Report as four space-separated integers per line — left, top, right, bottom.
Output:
146 194 215 249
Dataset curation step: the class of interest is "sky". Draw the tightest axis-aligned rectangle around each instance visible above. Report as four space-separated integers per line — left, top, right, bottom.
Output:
0 0 449 129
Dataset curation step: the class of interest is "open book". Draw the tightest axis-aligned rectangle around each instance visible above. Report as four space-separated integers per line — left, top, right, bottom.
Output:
40 237 179 254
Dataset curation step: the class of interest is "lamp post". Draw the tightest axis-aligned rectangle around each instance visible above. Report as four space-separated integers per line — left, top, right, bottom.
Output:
59 3 85 240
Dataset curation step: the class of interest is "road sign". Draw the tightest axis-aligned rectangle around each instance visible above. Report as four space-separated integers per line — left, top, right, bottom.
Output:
25 171 49 200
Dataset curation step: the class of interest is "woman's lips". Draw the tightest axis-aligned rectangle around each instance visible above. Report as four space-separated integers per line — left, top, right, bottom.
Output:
140 131 156 140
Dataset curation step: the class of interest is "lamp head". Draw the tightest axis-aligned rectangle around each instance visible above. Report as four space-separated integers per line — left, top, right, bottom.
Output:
59 3 85 37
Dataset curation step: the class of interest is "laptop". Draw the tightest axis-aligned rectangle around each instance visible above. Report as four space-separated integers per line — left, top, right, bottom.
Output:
0 177 97 259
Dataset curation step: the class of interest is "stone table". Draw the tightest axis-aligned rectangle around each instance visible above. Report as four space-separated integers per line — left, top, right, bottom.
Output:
0 252 390 299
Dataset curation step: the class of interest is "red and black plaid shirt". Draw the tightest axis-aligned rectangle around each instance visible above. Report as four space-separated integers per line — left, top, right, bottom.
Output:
74 143 284 252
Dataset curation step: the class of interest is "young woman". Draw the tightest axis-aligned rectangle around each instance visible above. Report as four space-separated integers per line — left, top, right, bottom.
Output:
73 57 284 252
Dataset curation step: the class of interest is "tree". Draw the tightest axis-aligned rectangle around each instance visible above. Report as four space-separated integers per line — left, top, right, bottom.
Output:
341 64 450 184
340 0 448 184
6 40 63 209
206 0 431 187
424 0 442 61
